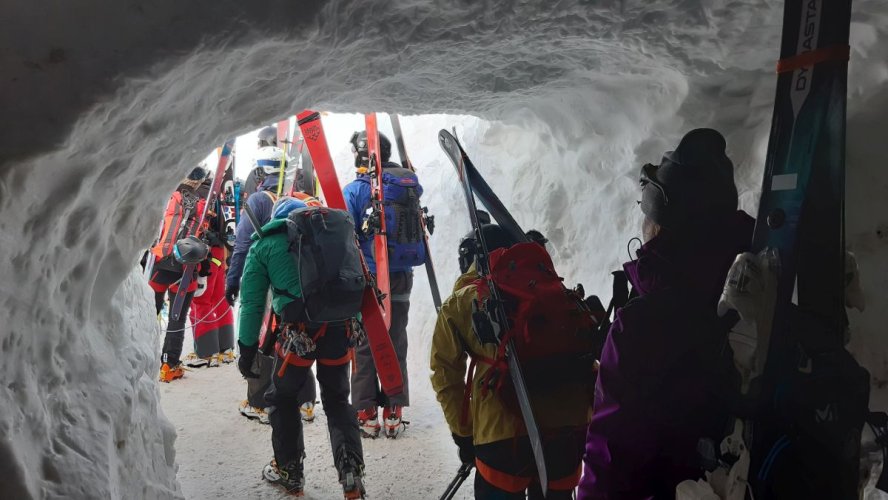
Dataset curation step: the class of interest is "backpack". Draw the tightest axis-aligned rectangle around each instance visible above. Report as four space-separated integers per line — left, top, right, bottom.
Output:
464 242 600 419
286 206 366 323
362 168 427 268
152 189 202 275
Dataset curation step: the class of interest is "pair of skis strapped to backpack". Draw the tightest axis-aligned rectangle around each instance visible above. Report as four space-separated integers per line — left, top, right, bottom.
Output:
170 139 235 322
437 129 550 496
295 109 403 396
390 114 443 312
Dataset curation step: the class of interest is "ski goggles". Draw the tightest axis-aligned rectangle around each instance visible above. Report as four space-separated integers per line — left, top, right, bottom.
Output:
639 162 669 206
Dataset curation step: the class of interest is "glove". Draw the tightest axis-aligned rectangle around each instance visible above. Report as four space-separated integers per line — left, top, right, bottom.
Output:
225 284 239 306
194 276 208 297
237 340 260 379
452 433 475 465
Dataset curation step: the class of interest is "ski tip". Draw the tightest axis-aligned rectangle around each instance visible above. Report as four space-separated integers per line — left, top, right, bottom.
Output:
296 111 320 125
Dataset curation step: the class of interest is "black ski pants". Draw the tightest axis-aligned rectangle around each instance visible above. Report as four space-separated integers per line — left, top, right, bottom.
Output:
474 426 585 499
265 322 362 468
155 286 194 368
351 271 412 410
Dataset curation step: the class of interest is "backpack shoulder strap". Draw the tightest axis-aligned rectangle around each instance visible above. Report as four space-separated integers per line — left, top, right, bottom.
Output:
262 190 278 203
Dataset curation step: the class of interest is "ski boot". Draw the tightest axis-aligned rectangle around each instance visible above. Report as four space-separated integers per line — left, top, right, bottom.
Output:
219 349 236 364
300 401 316 422
159 363 184 383
262 457 305 496
207 354 220 368
336 448 366 499
239 400 270 424
183 353 209 368
357 408 380 438
383 406 408 439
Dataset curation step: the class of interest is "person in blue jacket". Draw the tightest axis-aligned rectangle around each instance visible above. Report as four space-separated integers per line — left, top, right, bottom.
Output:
343 130 427 439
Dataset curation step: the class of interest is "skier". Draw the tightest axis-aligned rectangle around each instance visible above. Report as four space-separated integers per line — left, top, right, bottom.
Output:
227 129 318 423
183 175 236 367
343 130 426 438
431 223 594 499
148 166 210 382
578 129 753 498
236 197 366 498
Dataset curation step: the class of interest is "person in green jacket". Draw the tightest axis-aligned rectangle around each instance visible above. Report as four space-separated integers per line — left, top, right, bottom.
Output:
236 197 365 498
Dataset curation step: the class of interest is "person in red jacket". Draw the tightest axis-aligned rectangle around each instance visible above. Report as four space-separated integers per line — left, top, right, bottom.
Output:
184 178 236 367
148 166 209 382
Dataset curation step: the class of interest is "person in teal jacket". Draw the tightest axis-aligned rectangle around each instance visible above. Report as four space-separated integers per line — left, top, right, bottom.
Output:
237 198 365 498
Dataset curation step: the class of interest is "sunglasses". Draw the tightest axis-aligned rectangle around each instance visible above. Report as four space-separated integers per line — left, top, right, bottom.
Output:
639 163 669 206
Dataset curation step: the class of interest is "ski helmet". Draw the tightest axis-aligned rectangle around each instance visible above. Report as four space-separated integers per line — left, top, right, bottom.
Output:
350 131 392 167
254 146 284 175
525 229 548 247
187 166 208 181
272 197 307 220
258 126 278 147
640 128 737 232
173 235 209 265
457 224 518 274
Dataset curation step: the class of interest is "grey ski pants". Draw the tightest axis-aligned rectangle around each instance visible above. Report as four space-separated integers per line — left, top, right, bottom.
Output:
351 271 412 410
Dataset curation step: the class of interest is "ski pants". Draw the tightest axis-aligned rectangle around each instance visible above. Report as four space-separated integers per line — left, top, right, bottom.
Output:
351 271 412 411
150 265 199 367
265 322 362 468
474 426 585 499
247 314 316 409
189 246 234 358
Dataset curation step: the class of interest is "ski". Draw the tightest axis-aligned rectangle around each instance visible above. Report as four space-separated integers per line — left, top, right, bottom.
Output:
296 110 403 396
170 138 235 322
743 0 855 497
438 129 548 495
390 114 443 312
365 113 392 328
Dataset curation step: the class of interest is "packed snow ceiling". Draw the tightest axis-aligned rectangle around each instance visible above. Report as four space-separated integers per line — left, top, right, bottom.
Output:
2 0 888 498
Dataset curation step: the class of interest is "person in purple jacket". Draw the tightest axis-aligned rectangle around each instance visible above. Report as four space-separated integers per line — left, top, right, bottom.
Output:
578 128 753 499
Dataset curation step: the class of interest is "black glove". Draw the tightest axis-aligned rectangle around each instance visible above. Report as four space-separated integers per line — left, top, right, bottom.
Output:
237 340 260 379
452 433 475 465
225 284 239 306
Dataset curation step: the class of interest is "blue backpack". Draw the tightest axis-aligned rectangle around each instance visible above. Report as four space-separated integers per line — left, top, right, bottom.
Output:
361 167 427 268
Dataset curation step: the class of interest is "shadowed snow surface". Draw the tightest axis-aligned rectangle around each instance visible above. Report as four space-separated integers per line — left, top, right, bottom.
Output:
1 0 888 498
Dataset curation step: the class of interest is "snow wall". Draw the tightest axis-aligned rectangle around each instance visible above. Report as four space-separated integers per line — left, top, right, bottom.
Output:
2 0 887 497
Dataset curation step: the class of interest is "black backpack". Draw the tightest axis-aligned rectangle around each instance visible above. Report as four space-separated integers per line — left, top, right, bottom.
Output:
285 207 366 322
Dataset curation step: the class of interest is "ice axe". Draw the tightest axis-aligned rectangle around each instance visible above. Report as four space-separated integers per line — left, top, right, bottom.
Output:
439 463 473 500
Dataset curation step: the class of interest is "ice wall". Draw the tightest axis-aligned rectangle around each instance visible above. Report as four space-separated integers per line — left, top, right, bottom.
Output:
2 0 887 497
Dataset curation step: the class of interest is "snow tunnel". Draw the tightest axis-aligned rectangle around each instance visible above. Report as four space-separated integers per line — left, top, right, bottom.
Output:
2 1 888 498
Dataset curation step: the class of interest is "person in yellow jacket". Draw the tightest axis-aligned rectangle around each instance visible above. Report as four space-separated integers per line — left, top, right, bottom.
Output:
430 224 593 500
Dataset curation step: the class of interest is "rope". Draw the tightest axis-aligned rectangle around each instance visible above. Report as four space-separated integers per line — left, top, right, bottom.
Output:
160 297 231 333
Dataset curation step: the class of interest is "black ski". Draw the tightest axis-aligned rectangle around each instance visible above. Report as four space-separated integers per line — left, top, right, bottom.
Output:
390 114 443 312
746 0 857 497
438 129 548 496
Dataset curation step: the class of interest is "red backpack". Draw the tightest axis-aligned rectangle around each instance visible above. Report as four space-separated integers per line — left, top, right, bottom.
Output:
463 242 601 421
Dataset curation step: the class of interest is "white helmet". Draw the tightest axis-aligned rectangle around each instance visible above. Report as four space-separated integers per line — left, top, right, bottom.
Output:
253 146 284 174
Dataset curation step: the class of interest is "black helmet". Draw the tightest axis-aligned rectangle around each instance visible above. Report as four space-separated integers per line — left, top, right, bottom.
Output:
350 131 392 167
457 224 518 274
258 126 278 147
173 235 209 264
187 166 208 181
640 128 737 232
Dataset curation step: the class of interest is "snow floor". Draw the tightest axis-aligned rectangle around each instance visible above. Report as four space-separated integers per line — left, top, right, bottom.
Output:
160 322 470 500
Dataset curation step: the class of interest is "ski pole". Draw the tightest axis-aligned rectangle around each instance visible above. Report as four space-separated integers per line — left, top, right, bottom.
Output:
439 463 473 500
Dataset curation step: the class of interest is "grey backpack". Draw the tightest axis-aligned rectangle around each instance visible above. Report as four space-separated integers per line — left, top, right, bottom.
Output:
286 207 366 322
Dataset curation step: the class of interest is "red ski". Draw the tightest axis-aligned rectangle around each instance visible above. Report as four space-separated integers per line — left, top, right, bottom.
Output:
295 110 403 396
170 139 235 322
364 113 392 327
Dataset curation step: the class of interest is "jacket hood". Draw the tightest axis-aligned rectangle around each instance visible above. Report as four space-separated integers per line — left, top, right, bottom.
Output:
623 210 754 301
260 172 281 189
250 217 288 242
